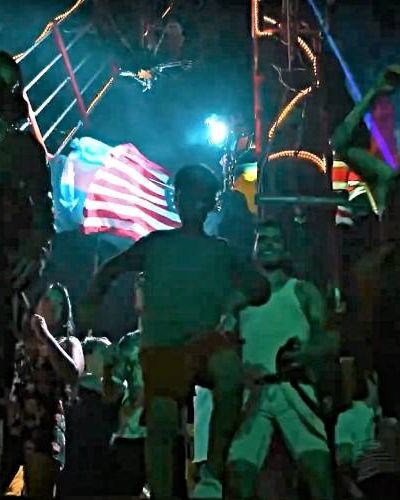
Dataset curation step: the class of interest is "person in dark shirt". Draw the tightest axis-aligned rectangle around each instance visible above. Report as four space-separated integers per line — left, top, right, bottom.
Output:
103 330 148 497
81 164 270 498
60 335 120 496
0 51 54 399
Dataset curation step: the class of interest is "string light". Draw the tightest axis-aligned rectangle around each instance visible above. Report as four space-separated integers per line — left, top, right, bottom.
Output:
252 0 275 37
14 0 86 62
268 150 327 173
262 11 318 79
87 76 114 114
262 11 318 80
263 15 278 26
259 10 320 149
297 36 318 78
161 4 173 19
268 86 312 140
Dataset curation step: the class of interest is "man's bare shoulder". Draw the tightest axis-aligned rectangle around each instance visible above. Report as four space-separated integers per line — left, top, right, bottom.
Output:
59 335 81 349
295 280 322 305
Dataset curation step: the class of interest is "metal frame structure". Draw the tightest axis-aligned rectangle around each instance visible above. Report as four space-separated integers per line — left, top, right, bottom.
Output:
252 0 396 211
14 0 115 156
252 0 330 210
251 0 349 326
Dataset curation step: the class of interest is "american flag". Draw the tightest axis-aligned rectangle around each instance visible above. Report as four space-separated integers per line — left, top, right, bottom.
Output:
82 143 181 240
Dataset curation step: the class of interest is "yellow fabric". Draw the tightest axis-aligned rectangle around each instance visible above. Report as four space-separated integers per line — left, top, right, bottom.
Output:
4 466 24 496
233 177 257 214
187 460 198 494
24 452 59 497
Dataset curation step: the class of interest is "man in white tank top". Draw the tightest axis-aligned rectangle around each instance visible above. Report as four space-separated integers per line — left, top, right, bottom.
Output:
227 220 338 500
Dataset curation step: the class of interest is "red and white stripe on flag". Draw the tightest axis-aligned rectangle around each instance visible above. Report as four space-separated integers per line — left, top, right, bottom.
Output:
332 159 368 226
82 144 181 240
335 205 354 226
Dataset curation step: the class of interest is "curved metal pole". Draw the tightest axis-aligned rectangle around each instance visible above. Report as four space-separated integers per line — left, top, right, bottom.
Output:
53 23 89 125
251 0 265 158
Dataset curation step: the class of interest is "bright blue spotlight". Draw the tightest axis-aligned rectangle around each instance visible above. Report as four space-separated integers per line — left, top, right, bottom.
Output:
205 115 229 146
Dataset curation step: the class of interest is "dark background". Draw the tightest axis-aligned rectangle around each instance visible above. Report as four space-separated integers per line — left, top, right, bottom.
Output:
1 0 399 339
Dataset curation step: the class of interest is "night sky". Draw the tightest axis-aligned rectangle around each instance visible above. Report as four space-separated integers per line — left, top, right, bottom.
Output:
1 0 399 165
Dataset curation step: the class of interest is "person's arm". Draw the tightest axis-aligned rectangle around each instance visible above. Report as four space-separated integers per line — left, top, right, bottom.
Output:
295 281 339 362
81 235 150 327
335 410 355 467
59 336 85 380
331 89 377 155
218 254 270 333
31 314 84 385
102 344 126 403
120 348 145 420
228 253 271 312
329 69 400 217
332 65 400 155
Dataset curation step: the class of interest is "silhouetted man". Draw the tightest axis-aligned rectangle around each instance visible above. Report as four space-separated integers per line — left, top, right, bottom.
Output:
81 163 270 498
0 51 53 395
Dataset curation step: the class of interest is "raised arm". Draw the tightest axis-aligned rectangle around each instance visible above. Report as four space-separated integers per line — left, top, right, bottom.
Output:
226 252 271 314
296 281 339 360
80 235 150 327
332 65 400 155
31 314 84 385
89 242 146 301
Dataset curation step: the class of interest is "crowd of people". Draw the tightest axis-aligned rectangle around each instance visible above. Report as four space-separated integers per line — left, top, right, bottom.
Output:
1 43 400 500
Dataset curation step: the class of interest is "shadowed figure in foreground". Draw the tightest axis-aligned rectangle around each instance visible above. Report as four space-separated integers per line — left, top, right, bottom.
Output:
80 164 270 498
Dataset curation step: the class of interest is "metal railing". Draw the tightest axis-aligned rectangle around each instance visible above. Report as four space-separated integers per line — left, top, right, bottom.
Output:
14 0 115 155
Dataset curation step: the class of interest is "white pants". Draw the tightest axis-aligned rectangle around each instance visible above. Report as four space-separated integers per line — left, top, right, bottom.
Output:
229 383 328 468
193 386 213 463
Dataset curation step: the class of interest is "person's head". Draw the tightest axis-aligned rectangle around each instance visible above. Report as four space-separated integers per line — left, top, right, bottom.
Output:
174 164 221 227
165 20 184 37
0 51 27 123
254 219 290 270
118 330 140 365
81 335 111 377
35 282 74 338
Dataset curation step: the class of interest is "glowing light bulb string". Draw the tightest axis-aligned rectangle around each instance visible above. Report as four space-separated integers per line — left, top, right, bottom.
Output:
257 5 324 174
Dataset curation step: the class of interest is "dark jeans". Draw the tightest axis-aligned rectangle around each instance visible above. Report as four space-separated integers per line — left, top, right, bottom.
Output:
359 473 400 500
0 278 15 397
108 436 188 498
108 437 146 496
